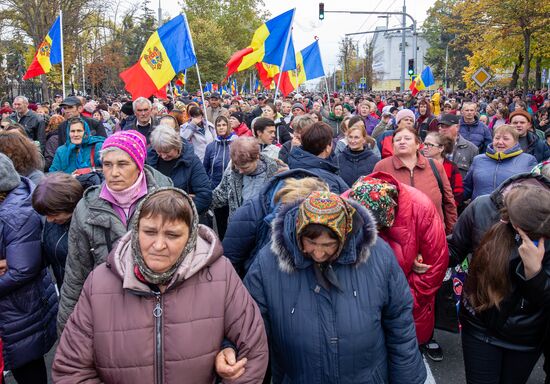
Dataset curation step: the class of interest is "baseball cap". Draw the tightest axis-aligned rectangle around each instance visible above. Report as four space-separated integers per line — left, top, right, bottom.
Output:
59 96 82 107
438 114 459 126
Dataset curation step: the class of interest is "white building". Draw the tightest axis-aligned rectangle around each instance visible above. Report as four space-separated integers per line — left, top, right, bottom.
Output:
371 26 431 91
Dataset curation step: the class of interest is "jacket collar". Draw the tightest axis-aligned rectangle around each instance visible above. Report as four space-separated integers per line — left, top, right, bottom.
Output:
390 153 427 170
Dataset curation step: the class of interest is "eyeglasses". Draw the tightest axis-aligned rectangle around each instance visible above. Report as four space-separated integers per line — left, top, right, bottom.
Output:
423 142 442 148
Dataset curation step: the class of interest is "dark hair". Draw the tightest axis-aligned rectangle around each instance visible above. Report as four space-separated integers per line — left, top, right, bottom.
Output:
466 185 550 311
300 223 339 241
263 102 277 117
253 117 275 135
0 131 43 175
301 121 333 156
215 115 230 129
139 189 194 228
32 172 84 215
348 115 364 128
188 106 203 118
392 125 421 145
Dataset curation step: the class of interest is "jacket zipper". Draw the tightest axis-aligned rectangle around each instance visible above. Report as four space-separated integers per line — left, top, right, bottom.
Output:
409 168 415 187
153 293 164 384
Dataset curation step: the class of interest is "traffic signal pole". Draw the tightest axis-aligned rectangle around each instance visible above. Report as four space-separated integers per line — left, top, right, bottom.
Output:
320 2 417 92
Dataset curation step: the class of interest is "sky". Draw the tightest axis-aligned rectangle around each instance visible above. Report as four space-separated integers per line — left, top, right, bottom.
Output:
149 0 436 73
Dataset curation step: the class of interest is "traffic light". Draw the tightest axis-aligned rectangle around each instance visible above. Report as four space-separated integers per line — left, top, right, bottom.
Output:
319 3 325 20
408 59 414 76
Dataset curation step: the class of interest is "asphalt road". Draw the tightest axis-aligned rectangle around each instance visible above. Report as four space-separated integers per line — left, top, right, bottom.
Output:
4 330 546 383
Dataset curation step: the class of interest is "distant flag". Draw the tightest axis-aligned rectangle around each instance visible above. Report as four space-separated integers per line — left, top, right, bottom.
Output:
240 83 246 94
231 78 237 95
23 16 63 80
409 74 425 96
255 79 261 93
120 14 197 99
175 70 186 87
421 66 435 88
213 83 219 92
225 9 296 78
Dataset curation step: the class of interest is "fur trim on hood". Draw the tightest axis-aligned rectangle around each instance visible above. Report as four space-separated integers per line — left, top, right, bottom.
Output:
271 197 378 273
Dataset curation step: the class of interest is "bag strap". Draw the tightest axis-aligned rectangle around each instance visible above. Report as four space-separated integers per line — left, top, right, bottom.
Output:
103 227 113 253
90 145 96 168
428 158 444 197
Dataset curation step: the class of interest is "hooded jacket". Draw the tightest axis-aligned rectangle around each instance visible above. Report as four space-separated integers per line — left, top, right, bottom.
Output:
288 147 349 194
336 146 381 188
459 116 492 151
147 142 212 214
463 143 538 200
223 168 322 276
203 134 236 189
449 173 550 350
0 178 57 369
520 130 550 163
180 120 216 162
211 153 280 215
52 189 268 383
343 171 449 344
49 119 105 174
244 199 426 384
57 165 172 334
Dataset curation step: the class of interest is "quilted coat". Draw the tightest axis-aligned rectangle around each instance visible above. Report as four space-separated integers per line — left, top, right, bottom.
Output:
244 198 426 384
53 202 268 383
0 178 57 369
343 171 449 344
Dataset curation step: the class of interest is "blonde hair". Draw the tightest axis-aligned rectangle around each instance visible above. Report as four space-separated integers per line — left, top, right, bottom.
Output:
493 124 519 142
274 177 329 204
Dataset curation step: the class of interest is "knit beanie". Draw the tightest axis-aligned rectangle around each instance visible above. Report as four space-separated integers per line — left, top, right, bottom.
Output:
509 109 532 123
348 176 398 228
396 108 415 125
121 101 134 116
102 130 147 172
0 153 21 192
296 191 356 256
231 112 244 124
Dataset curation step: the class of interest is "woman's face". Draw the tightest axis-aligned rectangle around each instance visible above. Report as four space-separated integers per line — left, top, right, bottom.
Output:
217 120 229 136
69 123 85 145
397 116 415 129
334 105 343 117
234 158 258 175
443 105 452 113
301 233 339 263
229 116 240 129
139 215 190 274
393 129 419 157
359 104 370 116
347 128 366 151
493 131 516 152
93 111 102 121
422 135 444 159
102 150 141 191
155 147 180 161
419 104 427 115
262 106 275 119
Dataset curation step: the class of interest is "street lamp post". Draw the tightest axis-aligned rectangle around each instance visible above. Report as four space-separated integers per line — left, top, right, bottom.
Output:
444 37 456 91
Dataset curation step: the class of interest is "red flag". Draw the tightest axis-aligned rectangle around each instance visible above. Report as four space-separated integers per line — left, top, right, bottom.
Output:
409 79 419 96
273 72 295 97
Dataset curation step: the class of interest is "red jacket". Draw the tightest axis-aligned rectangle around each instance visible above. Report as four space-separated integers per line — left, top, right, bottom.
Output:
234 122 253 137
364 171 449 344
442 159 464 206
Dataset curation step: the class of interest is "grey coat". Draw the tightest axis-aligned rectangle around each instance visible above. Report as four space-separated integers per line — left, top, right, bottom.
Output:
451 135 479 177
57 165 172 334
211 154 280 215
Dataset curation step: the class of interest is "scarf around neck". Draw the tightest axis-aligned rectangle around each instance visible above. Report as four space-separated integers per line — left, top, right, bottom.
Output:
101 171 147 218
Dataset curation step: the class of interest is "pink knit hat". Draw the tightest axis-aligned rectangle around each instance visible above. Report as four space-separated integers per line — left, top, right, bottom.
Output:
102 130 147 171
395 108 416 125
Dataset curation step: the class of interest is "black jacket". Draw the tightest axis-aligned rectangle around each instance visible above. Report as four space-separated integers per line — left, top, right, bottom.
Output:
520 131 550 163
336 146 381 188
449 172 550 350
11 110 46 149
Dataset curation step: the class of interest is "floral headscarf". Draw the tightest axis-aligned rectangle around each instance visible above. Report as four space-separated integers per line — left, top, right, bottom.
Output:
349 176 399 228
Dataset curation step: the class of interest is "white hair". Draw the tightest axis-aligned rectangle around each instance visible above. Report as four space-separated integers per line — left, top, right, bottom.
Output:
149 124 182 152
132 97 152 111
99 146 126 162
14 96 29 104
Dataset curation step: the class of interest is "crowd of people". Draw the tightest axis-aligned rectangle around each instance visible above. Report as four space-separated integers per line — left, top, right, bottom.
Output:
0 86 549 384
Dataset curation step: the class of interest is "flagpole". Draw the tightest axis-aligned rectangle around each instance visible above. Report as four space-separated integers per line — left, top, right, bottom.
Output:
324 76 331 110
59 10 66 98
274 8 296 100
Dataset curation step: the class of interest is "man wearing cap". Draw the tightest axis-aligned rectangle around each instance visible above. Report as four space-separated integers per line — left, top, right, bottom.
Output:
438 113 479 177
245 94 267 128
57 96 106 147
10 96 46 149
510 109 550 163
291 103 306 117
206 92 228 124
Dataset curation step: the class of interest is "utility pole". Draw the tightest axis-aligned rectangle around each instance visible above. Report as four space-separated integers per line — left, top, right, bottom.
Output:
400 0 406 92
158 0 162 26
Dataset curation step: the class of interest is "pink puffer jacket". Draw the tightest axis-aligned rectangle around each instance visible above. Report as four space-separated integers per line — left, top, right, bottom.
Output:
52 225 268 384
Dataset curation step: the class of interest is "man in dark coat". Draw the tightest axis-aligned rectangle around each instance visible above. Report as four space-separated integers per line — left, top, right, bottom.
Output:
56 96 107 146
11 95 46 150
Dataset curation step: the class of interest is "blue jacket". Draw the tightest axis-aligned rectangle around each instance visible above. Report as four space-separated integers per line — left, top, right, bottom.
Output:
203 134 235 189
49 119 105 174
147 142 212 214
223 168 321 276
336 146 381 187
521 131 550 163
42 220 70 289
463 144 538 200
0 178 58 369
288 147 349 194
244 199 426 384
459 116 492 151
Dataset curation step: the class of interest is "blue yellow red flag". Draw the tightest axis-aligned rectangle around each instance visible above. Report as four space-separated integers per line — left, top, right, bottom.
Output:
23 16 62 79
120 14 197 99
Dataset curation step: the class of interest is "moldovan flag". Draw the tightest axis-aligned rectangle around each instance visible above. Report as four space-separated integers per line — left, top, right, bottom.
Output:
120 14 197 99
23 16 62 80
226 9 296 78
